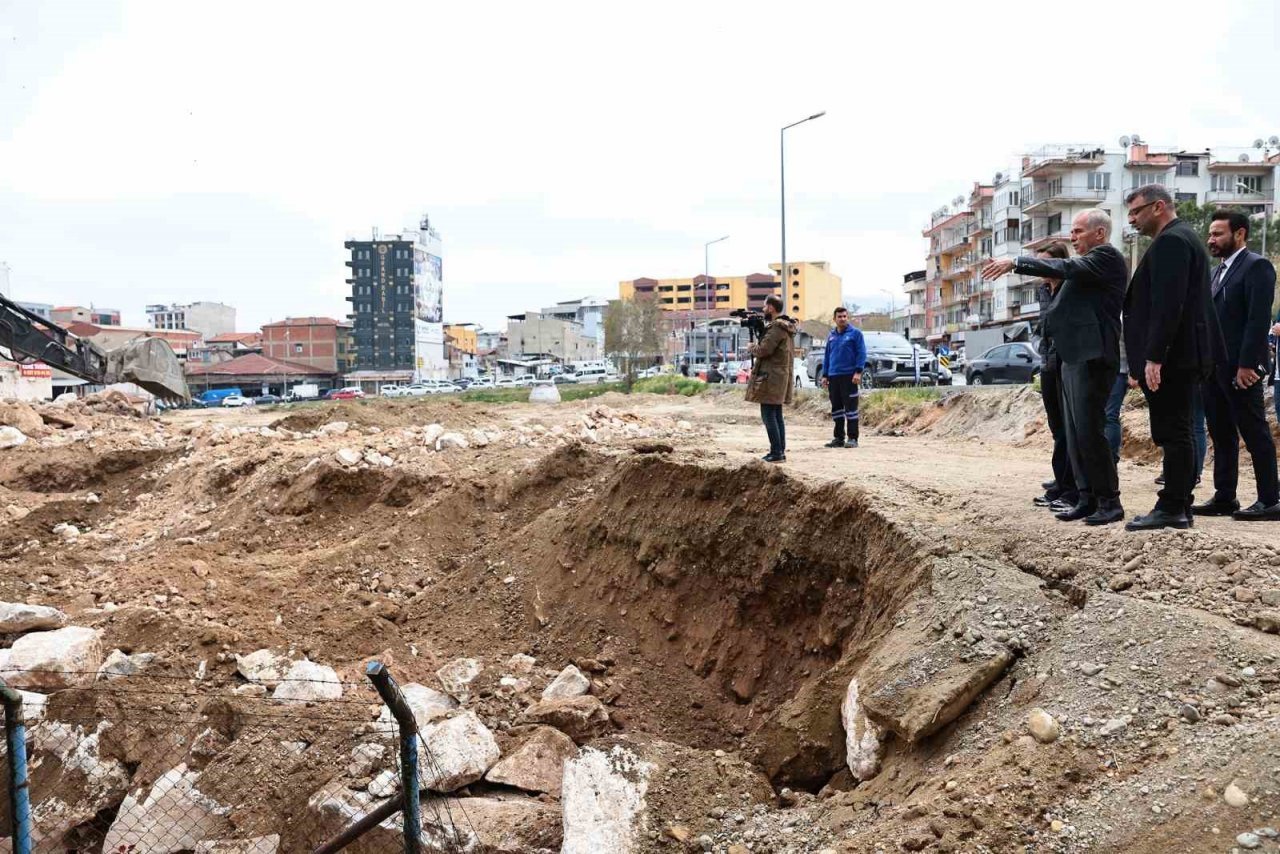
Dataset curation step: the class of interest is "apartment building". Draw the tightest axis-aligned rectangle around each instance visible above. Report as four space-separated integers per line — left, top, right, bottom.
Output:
147 301 236 341
506 311 599 362
52 306 121 326
619 261 842 322
260 317 351 375
916 138 1279 344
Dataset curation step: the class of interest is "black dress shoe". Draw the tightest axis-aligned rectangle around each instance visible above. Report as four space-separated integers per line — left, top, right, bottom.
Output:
1191 497 1240 516
762 454 786 463
1042 479 1058 491
1033 495 1055 507
845 439 859 448
1056 501 1097 522
1125 509 1191 531
824 438 845 448
1233 501 1280 521
1085 499 1125 526
1154 475 1164 485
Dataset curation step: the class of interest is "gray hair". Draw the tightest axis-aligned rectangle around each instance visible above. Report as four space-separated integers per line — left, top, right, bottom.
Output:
1124 184 1174 207
1078 208 1112 238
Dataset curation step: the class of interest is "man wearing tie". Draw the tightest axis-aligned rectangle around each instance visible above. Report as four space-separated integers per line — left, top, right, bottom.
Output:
1192 210 1280 520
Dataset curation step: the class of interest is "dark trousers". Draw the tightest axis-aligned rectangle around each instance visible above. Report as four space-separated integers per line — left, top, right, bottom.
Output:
1061 358 1120 502
1192 384 1207 479
1202 369 1280 505
1040 366 1077 499
1105 372 1128 462
1140 368 1198 514
760 404 785 456
827 374 860 442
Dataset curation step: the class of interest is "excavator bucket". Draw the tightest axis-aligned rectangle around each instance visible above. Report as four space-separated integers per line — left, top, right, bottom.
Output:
104 338 190 402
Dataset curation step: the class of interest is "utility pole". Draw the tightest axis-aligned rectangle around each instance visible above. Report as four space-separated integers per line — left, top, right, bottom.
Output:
703 235 729 374
781 111 825 320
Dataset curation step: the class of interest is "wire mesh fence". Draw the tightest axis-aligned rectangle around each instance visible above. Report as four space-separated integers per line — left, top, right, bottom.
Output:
0 664 447 853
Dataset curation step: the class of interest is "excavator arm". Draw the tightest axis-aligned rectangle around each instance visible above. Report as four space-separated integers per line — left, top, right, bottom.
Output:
0 294 190 401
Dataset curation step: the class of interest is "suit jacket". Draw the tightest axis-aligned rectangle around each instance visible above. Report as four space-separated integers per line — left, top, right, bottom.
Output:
1015 243 1127 366
1123 218 1226 377
1211 248 1276 374
1033 280 1061 367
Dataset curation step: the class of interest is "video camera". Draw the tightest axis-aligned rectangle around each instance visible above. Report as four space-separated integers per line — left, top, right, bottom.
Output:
729 308 767 342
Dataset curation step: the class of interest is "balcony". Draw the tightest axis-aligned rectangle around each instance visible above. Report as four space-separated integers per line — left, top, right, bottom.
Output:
1206 189 1270 204
1021 226 1070 251
1022 184 1109 213
905 303 926 316
937 234 970 254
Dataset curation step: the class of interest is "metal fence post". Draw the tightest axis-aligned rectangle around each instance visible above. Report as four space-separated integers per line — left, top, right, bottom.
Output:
366 662 420 854
0 681 33 854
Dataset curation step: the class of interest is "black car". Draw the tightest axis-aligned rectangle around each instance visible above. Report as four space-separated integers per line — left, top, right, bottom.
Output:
255 394 282 405
965 342 1041 386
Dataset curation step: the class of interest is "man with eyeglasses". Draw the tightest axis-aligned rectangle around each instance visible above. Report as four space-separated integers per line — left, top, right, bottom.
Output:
1122 184 1227 531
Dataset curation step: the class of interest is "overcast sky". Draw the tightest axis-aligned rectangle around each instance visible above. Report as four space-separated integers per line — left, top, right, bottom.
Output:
2 1 1278 331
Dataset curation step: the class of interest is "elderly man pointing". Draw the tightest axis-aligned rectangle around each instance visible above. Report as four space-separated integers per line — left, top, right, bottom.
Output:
983 209 1129 526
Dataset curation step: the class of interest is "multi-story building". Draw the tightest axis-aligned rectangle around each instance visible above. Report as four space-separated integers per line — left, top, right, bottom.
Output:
15 301 52 321
619 261 842 322
539 297 609 350
505 311 599 362
260 317 347 375
343 216 445 385
63 322 201 362
52 306 121 326
146 301 235 341
444 324 479 379
898 270 927 341
187 332 262 366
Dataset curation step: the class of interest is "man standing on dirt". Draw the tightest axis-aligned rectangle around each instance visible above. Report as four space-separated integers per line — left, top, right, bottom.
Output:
1025 241 1078 511
745 295 797 463
1122 184 1227 531
820 307 866 448
981 209 1128 526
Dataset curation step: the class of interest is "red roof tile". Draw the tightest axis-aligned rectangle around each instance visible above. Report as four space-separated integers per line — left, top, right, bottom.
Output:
185 353 332 377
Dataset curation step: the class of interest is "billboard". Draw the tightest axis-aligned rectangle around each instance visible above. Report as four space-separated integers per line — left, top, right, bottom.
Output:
412 224 447 379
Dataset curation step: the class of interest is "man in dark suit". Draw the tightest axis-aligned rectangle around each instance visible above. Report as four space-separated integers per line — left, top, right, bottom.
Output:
1122 185 1228 531
1029 242 1078 511
1192 209 1279 520
982 210 1128 525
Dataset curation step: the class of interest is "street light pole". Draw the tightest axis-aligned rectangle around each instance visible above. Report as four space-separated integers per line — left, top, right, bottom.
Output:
704 235 729 374
880 288 897 333
781 111 826 319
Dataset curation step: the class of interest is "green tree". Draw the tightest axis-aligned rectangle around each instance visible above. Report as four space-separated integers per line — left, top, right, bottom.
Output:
603 298 661 387
1174 200 1279 259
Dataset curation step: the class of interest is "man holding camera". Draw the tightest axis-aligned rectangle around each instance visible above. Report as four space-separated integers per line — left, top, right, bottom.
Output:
821 306 866 448
745 294 797 463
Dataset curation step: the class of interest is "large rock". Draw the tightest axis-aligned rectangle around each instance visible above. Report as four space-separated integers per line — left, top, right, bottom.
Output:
0 425 28 449
0 601 68 633
271 659 343 702
518 696 611 744
485 726 577 795
561 745 655 854
25 720 130 841
375 683 457 733
103 764 232 853
419 711 501 792
436 657 483 702
0 402 44 436
97 648 156 681
235 648 291 688
542 665 590 700
841 677 885 782
194 836 281 854
1 626 103 690
421 795 562 852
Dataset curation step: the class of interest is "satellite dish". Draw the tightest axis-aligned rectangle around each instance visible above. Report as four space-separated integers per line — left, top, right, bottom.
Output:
1238 153 1252 163
952 195 965 207
1254 139 1265 149
993 171 1004 184
1270 136 1280 147
1131 133 1143 144
1119 135 1131 147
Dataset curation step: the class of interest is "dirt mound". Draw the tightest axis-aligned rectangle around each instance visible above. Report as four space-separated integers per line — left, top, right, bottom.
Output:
271 398 492 433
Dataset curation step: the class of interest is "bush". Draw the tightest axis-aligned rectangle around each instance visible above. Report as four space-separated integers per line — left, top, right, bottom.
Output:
631 376 707 396
560 382 626 401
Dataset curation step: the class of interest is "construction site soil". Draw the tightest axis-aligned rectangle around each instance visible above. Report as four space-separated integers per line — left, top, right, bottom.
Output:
2 387 1280 853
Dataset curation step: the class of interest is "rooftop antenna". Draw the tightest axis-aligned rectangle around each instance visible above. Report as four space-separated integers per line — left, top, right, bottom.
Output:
1119 135 1131 147
1130 133 1143 145
1238 153 1252 163
1254 138 1265 149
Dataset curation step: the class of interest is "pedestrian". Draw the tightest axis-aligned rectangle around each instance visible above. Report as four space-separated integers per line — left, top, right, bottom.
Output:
820 306 866 449
1122 184 1227 531
1024 241 1079 510
745 295 797 463
1191 209 1279 520
982 209 1128 526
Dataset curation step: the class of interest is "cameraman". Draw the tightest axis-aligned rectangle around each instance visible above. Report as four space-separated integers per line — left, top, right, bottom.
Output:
821 306 866 448
745 295 797 462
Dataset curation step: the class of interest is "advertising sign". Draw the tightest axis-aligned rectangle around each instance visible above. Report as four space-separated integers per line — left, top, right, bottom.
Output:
412 223 447 379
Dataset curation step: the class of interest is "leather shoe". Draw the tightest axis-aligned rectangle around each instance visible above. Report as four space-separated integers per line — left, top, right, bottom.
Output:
1125 509 1191 531
1042 479 1057 491
824 438 845 448
1055 501 1097 522
1047 500 1074 513
762 454 786 463
1033 494 1056 507
845 439 859 448
1232 501 1280 521
1085 499 1125 526
1190 497 1240 516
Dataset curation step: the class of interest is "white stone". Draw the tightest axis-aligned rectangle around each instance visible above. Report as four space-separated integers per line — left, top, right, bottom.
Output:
53 522 80 542
272 660 343 702
347 742 386 777
507 653 537 674
29 720 130 838
435 432 470 451
97 648 157 680
0 426 28 449
318 421 350 435
194 835 281 854
0 601 68 633
1 626 103 690
375 683 457 732
561 745 654 854
418 711 501 792
437 657 483 702
1027 708 1060 744
236 649 291 688
676 420 693 431
485 726 577 795
85 492 102 504
543 665 591 700
469 429 490 447
15 689 47 726
842 677 885 782
103 764 231 853
334 447 362 467
529 383 561 404
421 423 445 447
368 768 398 798
1224 781 1250 807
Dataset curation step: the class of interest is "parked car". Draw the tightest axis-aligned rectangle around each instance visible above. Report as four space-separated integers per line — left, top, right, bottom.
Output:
198 387 243 405
468 377 497 389
220 394 254 407
964 342 1041 386
637 366 663 378
255 394 282 405
495 377 519 388
328 387 366 400
422 379 459 394
553 373 579 384
513 375 536 387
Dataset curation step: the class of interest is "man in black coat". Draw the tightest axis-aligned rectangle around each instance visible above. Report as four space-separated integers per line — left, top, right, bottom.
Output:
1122 184 1228 531
982 209 1128 525
1029 242 1078 511
1192 209 1279 520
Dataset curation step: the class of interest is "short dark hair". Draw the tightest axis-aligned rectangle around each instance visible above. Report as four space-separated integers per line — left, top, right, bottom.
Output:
1211 208 1250 237
833 306 848 317
1124 184 1174 207
1038 240 1070 260
765 295 784 313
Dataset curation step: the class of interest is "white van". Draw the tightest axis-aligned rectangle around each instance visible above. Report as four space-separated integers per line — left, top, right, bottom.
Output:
569 367 614 385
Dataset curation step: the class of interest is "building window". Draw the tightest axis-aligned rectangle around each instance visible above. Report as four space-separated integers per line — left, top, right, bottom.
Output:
1176 160 1199 177
1132 172 1168 189
293 343 303 354
1087 171 1110 191
1175 192 1197 204
1047 213 1062 235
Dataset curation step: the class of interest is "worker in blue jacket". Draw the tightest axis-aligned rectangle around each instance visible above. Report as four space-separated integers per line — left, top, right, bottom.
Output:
821 306 867 447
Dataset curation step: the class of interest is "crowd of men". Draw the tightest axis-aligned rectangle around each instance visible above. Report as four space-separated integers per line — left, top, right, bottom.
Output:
982 184 1279 530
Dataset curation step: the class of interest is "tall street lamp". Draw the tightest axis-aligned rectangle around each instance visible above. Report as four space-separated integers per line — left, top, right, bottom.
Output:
780 111 826 317
880 288 897 333
704 235 729 372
